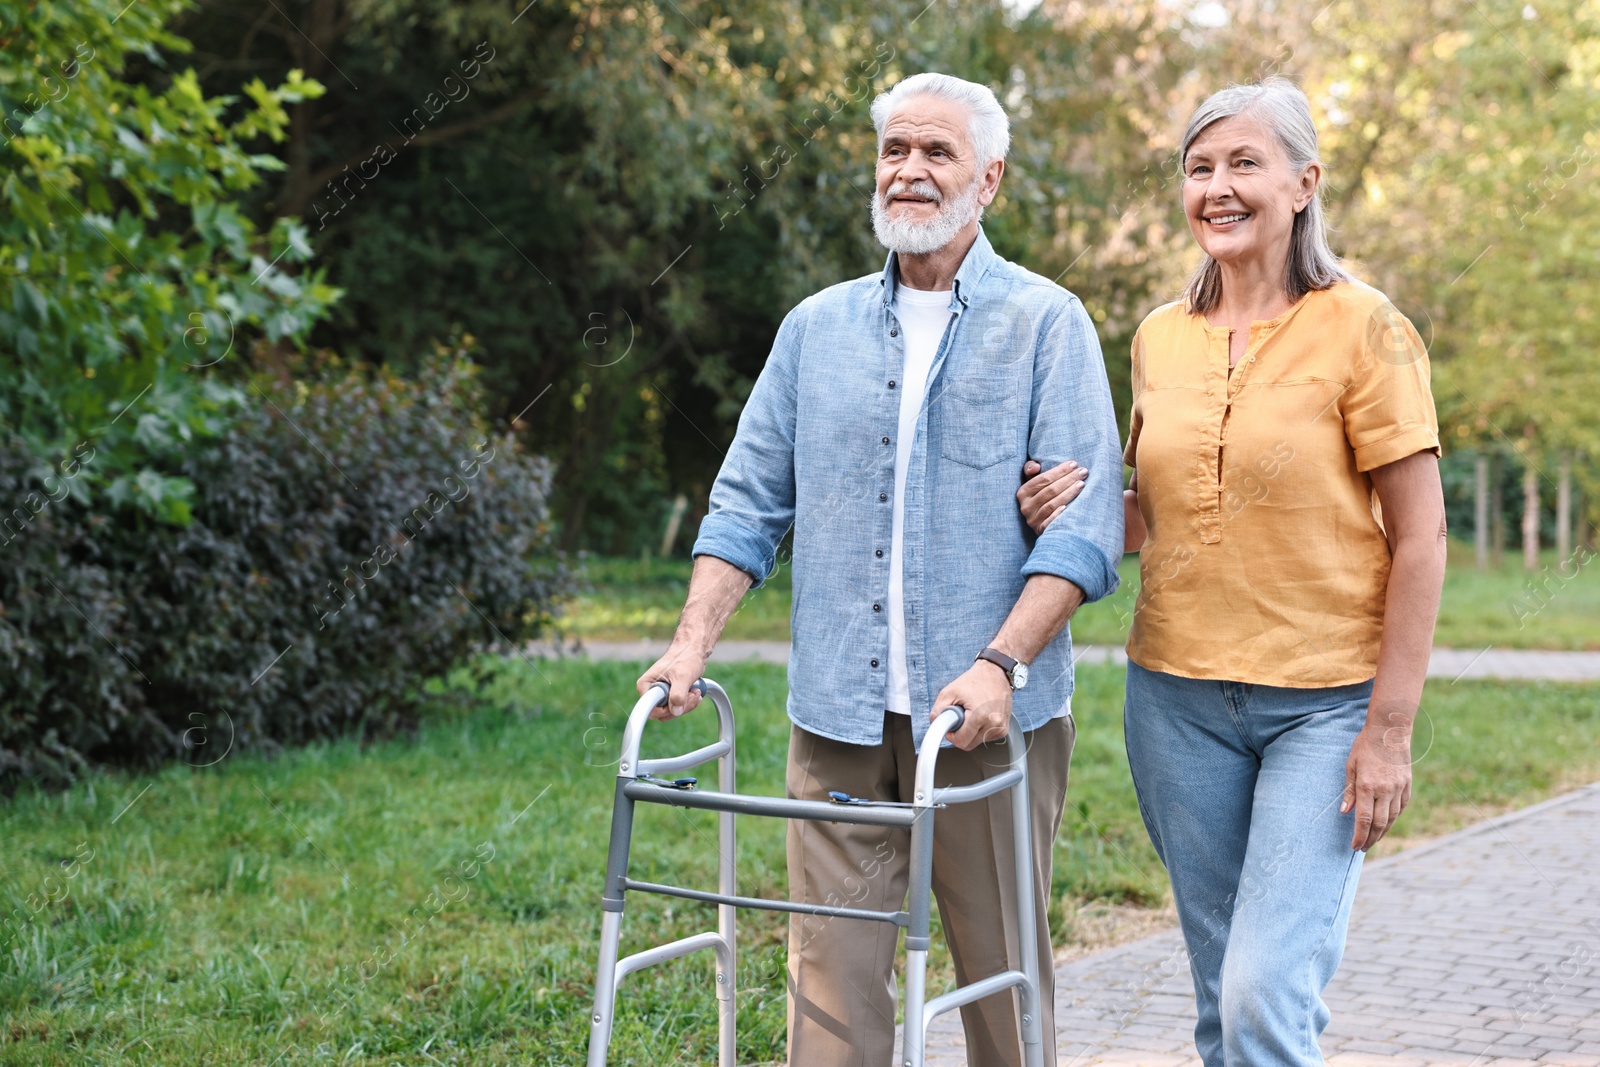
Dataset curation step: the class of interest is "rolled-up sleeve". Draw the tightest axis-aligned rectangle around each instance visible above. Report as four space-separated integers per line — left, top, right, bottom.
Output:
691 305 806 588
1341 306 1441 473
1019 294 1125 602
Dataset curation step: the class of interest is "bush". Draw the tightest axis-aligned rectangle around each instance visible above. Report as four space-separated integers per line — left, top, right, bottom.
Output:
0 352 568 792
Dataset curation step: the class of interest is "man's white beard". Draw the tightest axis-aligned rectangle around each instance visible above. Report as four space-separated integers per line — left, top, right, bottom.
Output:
871 177 984 256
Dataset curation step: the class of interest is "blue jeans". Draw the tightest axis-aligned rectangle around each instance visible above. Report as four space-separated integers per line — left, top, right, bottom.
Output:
1124 661 1373 1066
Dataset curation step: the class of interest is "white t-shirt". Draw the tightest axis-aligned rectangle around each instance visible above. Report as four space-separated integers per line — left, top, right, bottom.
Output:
887 284 952 714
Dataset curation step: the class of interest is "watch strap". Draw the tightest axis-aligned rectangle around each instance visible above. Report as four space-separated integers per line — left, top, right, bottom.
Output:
976 647 1018 680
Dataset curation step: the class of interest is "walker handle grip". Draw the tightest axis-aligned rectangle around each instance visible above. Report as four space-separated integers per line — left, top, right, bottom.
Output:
646 678 707 706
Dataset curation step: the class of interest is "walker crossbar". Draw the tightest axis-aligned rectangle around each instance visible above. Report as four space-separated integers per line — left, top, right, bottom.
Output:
586 678 1046 1067
623 779 922 826
622 877 911 926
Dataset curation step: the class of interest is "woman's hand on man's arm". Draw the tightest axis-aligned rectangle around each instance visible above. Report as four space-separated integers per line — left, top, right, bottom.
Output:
1018 460 1146 553
1017 459 1087 534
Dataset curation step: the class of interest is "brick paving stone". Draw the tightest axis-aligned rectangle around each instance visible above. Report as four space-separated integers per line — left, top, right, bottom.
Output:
1531 1037 1583 1054
1340 1039 1414 1056
1332 1023 1402 1042
916 782 1600 1065
1445 1027 1512 1045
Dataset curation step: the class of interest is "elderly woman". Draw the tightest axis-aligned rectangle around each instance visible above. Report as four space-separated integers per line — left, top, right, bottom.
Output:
1019 77 1446 1064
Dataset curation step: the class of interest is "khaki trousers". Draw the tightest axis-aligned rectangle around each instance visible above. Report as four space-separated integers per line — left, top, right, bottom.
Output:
785 711 1073 1067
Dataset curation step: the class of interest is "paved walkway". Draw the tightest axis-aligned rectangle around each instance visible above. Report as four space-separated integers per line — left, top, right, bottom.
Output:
531 639 1600 682
917 783 1600 1066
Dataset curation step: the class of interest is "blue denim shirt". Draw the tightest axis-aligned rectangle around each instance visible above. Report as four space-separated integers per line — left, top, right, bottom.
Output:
693 226 1125 746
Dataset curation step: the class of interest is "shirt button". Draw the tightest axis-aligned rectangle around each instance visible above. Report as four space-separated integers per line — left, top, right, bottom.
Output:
888 380 896 389
875 549 884 558
870 659 879 668
879 492 888 502
881 436 890 445
872 603 881 612
890 328 899 337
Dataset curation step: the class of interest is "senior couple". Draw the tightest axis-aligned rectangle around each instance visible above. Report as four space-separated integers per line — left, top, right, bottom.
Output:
640 72 1445 1066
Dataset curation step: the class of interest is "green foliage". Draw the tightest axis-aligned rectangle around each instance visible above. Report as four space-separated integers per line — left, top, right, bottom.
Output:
118 0 1599 547
0 352 569 791
1303 0 1600 494
0 0 339 524
159 0 1227 551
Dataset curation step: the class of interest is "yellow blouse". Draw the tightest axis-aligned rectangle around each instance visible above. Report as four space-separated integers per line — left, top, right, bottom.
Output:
1123 281 1440 687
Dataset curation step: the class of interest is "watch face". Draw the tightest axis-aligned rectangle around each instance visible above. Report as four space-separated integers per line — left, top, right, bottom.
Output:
1011 662 1029 690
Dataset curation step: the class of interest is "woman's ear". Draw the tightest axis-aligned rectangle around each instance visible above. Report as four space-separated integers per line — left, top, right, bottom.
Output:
1295 161 1323 214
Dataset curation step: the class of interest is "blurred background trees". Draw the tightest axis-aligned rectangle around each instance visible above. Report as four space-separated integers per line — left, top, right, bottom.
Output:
7 0 1598 559
120 0 1593 560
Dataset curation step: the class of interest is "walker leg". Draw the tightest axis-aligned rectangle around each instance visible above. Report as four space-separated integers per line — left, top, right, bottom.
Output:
903 801 937 1067
1009 732 1046 1067
587 911 624 1067
717 747 737 1067
587 778 637 1067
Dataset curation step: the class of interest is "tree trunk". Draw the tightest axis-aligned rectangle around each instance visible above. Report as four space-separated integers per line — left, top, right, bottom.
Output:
1522 446 1540 572
1491 451 1505 566
1579 474 1594 551
1556 452 1572 561
660 494 689 558
1475 452 1489 570
271 0 344 220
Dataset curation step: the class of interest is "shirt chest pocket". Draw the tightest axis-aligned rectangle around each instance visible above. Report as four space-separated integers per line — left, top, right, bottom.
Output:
931 373 1021 470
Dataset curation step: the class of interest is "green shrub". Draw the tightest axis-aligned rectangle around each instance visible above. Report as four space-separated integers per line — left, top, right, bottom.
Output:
0 352 568 792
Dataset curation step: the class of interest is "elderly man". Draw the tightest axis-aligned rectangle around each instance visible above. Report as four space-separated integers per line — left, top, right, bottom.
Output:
636 71 1124 1066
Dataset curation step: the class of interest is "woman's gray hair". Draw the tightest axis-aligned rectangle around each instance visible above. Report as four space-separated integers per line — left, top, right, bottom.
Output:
1179 76 1350 314
870 72 1010 167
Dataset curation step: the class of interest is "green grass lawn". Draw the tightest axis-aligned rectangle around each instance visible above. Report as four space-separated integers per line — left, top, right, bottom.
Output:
556 556 797 643
556 542 1600 650
3 659 1598 1065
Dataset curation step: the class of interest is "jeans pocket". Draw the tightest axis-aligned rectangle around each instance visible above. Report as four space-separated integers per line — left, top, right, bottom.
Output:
933 374 1019 470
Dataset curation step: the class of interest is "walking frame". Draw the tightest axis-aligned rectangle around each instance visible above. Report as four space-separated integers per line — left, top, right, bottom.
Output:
587 678 1046 1067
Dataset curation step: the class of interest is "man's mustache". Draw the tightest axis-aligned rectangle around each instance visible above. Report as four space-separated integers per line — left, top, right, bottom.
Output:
883 180 943 203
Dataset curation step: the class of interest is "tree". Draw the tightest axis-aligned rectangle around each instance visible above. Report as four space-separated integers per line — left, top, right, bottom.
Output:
0 0 338 525
150 0 1224 549
129 0 1600 552
1307 0 1600 564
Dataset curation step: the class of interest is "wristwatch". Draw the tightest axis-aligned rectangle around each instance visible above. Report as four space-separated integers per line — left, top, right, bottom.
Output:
976 647 1029 691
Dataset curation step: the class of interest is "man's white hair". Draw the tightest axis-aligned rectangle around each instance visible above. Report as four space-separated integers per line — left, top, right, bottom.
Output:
869 72 1010 166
